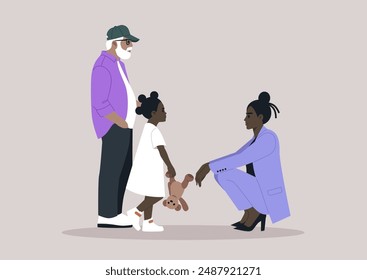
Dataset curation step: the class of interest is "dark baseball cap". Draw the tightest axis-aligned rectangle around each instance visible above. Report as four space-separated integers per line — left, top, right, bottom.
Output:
106 25 139 42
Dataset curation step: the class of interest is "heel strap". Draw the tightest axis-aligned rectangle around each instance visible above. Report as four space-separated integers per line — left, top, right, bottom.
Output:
135 211 142 217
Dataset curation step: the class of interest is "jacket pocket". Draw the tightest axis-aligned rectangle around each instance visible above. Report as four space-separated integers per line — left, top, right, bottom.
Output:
267 187 282 196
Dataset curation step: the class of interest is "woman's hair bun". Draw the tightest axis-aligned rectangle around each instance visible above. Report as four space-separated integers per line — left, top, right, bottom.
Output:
150 91 159 99
138 94 147 102
258 91 270 103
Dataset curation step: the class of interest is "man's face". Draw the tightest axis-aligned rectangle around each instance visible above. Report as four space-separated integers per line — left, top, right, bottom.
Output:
119 39 133 50
115 39 133 60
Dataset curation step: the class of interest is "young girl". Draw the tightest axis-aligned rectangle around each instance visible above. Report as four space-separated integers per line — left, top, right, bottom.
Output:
126 91 175 232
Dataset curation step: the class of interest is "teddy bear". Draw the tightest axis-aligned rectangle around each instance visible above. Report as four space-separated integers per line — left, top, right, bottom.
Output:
162 173 194 211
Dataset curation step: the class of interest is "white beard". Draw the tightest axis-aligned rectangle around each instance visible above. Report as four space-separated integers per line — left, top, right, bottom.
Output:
116 45 132 60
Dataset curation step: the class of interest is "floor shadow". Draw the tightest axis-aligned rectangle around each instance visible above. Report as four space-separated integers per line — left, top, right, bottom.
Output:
63 225 304 240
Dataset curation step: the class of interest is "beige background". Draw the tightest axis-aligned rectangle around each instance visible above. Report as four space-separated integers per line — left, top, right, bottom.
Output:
0 0 366 259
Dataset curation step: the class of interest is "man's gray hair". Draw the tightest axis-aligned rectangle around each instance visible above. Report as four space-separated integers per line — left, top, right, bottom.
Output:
105 36 125 50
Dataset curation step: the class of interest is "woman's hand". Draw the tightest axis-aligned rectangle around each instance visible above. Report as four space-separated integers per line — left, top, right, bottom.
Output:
195 162 210 187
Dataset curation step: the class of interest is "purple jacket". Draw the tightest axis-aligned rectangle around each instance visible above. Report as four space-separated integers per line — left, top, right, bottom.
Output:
91 51 130 138
209 126 290 223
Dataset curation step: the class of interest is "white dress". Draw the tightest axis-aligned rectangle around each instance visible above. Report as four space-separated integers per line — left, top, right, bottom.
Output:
127 123 166 197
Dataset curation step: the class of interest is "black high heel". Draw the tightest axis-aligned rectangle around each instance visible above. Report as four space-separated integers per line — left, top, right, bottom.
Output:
232 211 249 227
231 221 242 227
235 214 266 232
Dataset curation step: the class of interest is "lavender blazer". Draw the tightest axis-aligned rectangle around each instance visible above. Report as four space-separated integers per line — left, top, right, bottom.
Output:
209 126 290 223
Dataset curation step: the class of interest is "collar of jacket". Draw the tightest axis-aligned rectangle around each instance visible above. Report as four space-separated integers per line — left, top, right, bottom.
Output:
101 50 119 62
251 125 268 142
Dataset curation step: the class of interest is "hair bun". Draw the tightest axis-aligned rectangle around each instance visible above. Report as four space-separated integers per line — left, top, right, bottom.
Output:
135 107 143 115
150 91 159 99
138 94 147 102
259 91 270 103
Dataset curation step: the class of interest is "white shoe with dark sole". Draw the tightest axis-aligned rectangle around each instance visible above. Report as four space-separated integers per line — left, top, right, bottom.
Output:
127 208 142 231
97 213 132 228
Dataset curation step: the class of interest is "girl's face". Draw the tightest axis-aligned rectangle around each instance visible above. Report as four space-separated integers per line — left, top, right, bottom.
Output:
244 106 263 129
152 102 167 122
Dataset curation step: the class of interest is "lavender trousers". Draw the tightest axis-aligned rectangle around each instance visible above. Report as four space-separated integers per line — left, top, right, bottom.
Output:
214 169 268 214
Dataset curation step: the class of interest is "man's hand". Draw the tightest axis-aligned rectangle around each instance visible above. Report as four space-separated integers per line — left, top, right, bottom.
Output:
136 100 142 107
116 119 129 129
195 162 210 187
105 112 128 128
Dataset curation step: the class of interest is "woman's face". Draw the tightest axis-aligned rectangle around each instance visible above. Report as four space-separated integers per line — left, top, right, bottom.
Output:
152 102 167 122
244 106 262 129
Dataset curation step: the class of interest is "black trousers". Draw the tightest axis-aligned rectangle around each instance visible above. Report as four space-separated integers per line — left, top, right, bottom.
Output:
98 125 132 218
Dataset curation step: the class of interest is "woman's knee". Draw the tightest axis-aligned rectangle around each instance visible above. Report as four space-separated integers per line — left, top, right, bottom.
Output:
215 169 240 183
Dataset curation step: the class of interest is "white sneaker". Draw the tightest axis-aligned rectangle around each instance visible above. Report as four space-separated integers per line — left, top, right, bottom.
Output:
127 208 142 231
97 213 132 228
142 219 164 232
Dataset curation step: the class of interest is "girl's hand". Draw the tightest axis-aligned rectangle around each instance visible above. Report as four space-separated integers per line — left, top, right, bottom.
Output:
157 146 175 177
167 166 176 178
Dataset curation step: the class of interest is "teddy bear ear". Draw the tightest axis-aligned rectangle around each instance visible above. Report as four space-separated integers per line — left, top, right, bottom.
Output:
175 205 181 211
163 200 167 206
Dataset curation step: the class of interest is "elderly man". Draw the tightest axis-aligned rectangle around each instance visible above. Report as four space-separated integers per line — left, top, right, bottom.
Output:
91 25 140 228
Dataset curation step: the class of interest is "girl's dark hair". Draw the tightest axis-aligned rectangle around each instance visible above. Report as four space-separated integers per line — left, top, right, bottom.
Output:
135 91 161 119
247 91 280 124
